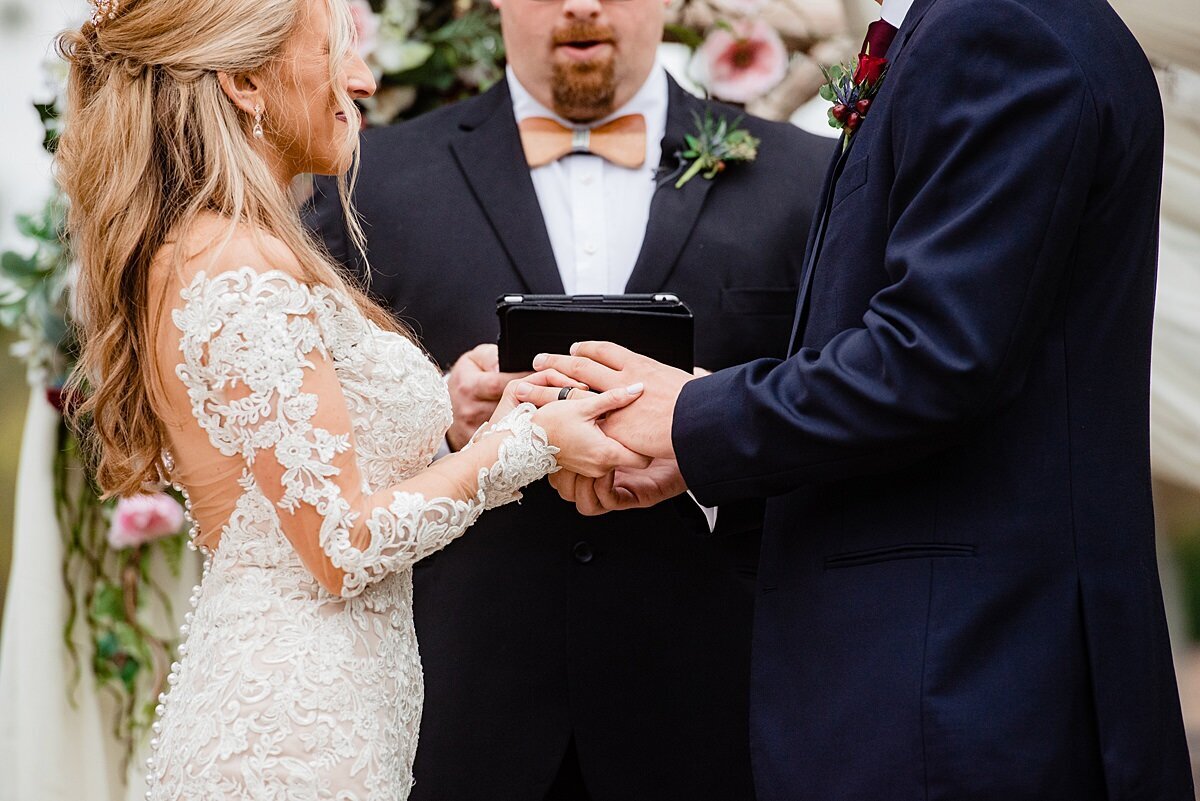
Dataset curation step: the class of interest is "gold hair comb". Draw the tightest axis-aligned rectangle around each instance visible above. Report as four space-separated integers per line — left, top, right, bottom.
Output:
90 0 120 27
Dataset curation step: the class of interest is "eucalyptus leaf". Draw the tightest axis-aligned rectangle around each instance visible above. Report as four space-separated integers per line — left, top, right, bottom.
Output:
91 583 125 623
1 251 40 279
159 534 185 577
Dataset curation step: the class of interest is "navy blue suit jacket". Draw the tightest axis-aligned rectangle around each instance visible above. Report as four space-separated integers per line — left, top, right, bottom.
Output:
672 0 1193 797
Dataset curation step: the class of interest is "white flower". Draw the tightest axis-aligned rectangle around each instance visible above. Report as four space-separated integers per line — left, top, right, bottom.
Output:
691 20 789 103
372 39 434 75
276 433 315 470
378 0 419 39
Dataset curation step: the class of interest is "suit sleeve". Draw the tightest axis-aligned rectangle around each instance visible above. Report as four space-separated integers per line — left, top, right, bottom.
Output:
673 0 1102 506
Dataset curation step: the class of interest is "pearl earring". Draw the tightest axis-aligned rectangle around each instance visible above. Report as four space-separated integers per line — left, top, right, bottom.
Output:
252 106 264 139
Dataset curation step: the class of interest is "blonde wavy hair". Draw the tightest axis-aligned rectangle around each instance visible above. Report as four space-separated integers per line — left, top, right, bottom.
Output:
56 0 401 498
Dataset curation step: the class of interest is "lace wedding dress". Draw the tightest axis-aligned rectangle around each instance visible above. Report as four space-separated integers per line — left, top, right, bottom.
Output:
142 266 559 800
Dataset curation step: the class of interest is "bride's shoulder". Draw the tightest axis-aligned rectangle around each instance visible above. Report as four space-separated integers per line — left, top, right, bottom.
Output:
152 214 305 298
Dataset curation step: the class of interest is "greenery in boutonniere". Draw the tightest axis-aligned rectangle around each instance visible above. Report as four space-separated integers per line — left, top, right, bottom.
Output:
820 56 890 150
671 110 761 189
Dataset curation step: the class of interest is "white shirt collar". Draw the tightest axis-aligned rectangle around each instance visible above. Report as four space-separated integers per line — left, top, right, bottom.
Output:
506 63 669 142
881 0 916 28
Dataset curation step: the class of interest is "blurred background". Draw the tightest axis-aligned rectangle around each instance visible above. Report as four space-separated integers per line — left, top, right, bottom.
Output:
1 0 1198 797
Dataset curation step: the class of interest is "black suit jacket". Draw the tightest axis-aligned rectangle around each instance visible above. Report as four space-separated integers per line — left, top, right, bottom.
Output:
307 76 832 801
672 0 1193 798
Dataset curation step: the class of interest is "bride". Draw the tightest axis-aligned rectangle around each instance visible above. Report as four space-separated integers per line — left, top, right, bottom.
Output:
53 0 650 797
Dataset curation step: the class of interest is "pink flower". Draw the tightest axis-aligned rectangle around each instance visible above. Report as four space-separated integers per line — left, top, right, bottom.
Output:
347 0 379 60
692 20 789 104
108 493 185 550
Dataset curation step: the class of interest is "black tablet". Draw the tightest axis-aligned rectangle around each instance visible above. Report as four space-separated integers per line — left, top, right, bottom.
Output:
496 294 694 373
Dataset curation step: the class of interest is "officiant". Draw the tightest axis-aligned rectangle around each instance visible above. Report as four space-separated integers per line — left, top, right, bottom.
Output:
306 0 831 797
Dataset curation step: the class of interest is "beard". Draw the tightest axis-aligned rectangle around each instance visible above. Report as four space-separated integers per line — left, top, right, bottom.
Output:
550 24 618 123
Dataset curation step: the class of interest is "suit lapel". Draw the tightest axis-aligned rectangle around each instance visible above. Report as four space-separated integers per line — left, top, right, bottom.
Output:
885 0 939 64
624 80 715 294
785 0 941 354
449 82 565 294
786 136 849 354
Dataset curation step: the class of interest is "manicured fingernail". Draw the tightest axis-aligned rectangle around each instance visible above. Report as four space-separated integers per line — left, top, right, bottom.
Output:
516 382 533 395
570 342 580 355
533 354 547 369
626 383 644 395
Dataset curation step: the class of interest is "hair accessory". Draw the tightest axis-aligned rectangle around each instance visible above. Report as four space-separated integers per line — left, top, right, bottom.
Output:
90 0 120 27
252 106 264 139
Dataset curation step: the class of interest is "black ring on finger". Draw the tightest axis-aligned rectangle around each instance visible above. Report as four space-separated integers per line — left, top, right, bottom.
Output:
558 387 573 401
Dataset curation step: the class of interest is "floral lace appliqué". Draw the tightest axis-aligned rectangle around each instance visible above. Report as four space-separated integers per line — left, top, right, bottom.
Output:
145 267 557 800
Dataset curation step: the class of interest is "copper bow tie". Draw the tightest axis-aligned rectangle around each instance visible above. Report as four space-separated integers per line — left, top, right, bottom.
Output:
518 114 647 169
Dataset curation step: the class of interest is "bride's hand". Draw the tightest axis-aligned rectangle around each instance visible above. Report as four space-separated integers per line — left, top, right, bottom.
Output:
527 385 652 478
489 369 587 426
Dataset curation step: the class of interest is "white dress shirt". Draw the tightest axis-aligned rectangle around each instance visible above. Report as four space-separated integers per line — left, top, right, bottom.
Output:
881 0 916 29
507 65 668 295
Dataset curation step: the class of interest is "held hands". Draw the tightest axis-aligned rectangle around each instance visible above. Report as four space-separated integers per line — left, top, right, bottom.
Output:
521 383 652 478
513 342 698 515
518 341 696 460
551 458 688 516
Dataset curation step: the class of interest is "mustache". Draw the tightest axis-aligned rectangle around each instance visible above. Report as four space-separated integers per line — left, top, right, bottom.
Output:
552 23 616 45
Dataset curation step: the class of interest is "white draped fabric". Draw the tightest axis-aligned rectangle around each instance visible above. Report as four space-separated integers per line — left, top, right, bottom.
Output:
0 388 201 801
1112 0 1200 493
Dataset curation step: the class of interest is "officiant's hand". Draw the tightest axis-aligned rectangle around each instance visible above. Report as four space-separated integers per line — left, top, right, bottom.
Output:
549 458 687 516
445 344 533 452
519 342 696 460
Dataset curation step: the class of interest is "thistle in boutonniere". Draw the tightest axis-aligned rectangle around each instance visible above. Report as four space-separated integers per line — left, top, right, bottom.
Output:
672 110 761 189
820 56 889 150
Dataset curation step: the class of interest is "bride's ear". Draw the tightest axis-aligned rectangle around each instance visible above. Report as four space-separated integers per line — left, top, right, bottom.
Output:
217 71 264 117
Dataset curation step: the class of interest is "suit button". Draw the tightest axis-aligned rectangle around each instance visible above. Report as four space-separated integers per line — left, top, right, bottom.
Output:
572 541 594 564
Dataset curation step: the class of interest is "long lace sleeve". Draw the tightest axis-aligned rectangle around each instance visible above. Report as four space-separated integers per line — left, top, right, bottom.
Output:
172 267 558 597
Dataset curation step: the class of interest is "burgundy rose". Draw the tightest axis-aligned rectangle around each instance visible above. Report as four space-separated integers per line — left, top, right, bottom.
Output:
853 53 888 87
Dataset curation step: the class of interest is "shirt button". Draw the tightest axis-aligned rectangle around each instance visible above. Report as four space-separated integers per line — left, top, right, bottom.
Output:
583 242 598 255
580 174 595 186
572 541 594 564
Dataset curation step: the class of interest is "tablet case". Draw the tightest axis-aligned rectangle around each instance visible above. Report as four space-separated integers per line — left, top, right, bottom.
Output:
496 294 694 373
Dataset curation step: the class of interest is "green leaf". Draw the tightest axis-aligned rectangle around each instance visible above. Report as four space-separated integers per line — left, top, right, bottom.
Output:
118 656 140 690
16 214 47 241
158 533 185 577
91 583 125 623
819 84 834 102
2 251 41 279
663 23 703 50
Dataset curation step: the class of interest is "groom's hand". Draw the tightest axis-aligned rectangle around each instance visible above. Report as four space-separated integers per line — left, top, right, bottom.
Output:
520 342 695 460
550 458 687 516
446 344 530 452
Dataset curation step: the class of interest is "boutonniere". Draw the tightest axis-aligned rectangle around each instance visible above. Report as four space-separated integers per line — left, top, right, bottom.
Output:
670 110 761 189
820 56 889 150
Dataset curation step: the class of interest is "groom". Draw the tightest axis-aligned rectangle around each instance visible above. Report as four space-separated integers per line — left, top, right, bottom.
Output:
524 0 1195 797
